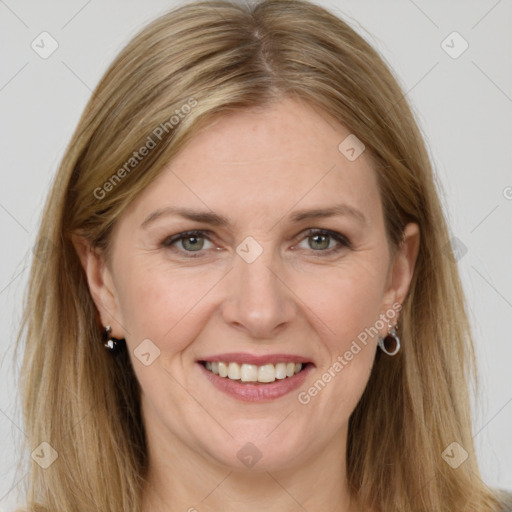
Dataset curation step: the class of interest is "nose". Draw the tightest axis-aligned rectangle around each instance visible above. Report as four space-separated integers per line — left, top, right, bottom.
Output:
220 242 297 339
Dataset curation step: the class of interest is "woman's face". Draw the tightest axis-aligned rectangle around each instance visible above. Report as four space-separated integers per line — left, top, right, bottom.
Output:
80 97 419 474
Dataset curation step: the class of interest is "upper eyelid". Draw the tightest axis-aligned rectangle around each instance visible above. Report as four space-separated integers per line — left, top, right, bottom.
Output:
164 228 347 241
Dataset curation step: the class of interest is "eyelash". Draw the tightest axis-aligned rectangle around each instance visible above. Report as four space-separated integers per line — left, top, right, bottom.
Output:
161 229 351 258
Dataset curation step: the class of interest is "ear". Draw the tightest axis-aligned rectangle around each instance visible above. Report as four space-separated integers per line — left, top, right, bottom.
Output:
379 222 420 329
71 231 125 338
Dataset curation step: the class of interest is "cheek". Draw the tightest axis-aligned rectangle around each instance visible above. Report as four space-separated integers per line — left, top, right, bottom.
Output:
305 258 387 350
302 270 383 414
320 260 387 404
114 258 221 351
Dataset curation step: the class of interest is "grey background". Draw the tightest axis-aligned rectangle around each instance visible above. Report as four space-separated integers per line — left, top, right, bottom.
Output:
1 0 511 509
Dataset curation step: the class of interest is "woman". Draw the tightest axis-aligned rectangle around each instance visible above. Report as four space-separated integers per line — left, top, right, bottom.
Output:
13 0 512 511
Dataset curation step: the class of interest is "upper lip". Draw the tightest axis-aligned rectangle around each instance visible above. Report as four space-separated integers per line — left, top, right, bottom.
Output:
198 352 314 366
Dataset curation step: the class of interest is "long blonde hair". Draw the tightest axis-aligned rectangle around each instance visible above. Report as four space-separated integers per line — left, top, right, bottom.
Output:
13 1 508 510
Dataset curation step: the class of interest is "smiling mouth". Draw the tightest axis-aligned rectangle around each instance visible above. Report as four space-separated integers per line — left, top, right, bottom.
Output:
199 360 312 384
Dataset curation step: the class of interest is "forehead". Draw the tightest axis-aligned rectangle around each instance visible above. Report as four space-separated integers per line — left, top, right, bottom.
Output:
127 97 382 227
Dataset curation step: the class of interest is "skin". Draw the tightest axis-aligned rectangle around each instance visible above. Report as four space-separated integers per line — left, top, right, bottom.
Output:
74 96 420 512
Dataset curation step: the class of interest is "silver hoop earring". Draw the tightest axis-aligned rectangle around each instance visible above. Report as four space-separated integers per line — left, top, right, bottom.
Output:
378 321 401 356
103 325 124 353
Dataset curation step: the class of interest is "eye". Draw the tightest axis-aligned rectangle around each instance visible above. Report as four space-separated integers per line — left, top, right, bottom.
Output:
161 228 351 259
295 229 351 255
161 230 215 257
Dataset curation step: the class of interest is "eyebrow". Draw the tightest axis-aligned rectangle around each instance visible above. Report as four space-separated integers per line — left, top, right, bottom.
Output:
140 203 367 229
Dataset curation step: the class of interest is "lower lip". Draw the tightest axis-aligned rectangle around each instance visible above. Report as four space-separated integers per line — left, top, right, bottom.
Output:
197 362 314 402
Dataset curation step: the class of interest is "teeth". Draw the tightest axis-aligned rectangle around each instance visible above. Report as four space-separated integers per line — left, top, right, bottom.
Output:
204 361 304 382
240 364 258 382
258 364 275 383
218 361 228 377
275 363 287 379
228 362 241 380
